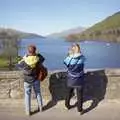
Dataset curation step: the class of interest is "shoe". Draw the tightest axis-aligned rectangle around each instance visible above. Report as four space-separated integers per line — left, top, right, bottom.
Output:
38 106 43 112
65 105 72 110
78 109 84 115
26 111 31 116
80 111 84 115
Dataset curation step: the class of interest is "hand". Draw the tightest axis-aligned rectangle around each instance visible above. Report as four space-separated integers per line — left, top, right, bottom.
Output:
68 49 74 56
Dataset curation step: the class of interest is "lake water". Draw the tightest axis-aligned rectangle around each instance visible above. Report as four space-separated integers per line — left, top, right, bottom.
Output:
19 37 120 70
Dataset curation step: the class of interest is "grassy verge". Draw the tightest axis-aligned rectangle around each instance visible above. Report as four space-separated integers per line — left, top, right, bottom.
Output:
0 58 8 68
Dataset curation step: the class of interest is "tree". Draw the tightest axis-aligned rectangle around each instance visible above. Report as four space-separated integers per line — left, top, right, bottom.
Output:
0 32 20 70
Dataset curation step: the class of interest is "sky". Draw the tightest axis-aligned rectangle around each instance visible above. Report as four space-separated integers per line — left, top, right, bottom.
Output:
0 0 120 35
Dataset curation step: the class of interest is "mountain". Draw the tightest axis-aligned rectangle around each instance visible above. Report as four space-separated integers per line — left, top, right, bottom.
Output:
0 28 43 40
48 27 85 38
66 11 120 42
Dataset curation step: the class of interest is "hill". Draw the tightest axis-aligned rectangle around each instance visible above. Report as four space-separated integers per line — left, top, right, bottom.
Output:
66 11 120 42
0 28 43 40
48 27 85 38
0 28 44 69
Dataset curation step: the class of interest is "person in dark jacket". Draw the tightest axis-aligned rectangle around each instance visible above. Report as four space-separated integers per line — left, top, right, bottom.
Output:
17 45 44 116
64 43 85 114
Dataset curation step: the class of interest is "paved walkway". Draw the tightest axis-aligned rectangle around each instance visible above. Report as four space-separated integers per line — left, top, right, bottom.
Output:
0 99 120 120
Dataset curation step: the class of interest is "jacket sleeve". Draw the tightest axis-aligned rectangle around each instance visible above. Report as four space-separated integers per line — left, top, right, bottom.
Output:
64 56 72 67
78 55 86 64
16 61 33 75
37 53 45 64
16 61 25 70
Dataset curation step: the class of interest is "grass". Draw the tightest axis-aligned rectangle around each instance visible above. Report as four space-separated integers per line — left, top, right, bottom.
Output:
0 56 20 70
0 58 9 68
86 11 120 32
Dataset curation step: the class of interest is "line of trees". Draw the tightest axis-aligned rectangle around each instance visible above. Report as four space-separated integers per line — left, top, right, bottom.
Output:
0 31 20 70
66 28 120 42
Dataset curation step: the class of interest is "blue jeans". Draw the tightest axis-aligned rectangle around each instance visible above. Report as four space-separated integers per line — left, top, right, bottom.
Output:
24 80 43 112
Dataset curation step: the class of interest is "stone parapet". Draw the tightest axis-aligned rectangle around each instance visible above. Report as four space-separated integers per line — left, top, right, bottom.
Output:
0 69 120 100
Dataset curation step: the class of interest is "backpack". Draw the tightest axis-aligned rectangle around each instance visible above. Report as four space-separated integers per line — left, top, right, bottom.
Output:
36 64 48 81
22 53 47 82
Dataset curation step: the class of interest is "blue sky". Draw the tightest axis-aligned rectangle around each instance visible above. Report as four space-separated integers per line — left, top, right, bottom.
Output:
0 0 120 35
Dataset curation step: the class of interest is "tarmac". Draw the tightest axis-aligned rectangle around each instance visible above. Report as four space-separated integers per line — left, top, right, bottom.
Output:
0 99 120 120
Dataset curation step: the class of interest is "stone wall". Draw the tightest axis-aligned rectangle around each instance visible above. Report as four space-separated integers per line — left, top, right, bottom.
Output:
0 71 24 99
0 69 120 101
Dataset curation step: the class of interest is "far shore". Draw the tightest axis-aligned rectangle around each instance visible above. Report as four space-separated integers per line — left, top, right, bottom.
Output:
48 68 120 73
0 68 120 72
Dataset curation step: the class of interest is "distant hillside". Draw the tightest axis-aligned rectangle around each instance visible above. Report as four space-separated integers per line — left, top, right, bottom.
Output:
0 28 43 40
48 27 85 38
67 11 120 42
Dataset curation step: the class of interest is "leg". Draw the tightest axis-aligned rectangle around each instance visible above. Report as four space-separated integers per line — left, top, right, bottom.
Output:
65 87 74 109
24 82 32 115
33 80 43 111
76 86 83 112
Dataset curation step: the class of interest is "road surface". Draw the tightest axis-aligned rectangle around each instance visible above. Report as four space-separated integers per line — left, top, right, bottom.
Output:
0 100 120 120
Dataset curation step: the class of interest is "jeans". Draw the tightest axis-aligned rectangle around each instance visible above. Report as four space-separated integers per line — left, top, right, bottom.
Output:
24 80 43 112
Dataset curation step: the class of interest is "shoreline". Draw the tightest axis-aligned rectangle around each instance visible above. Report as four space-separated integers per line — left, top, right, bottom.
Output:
0 68 120 73
47 68 120 73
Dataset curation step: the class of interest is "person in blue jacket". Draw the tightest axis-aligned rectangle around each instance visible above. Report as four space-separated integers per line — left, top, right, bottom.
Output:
64 43 85 114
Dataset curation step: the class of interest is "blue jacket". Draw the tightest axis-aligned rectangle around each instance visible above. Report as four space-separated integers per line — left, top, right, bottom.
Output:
64 53 85 87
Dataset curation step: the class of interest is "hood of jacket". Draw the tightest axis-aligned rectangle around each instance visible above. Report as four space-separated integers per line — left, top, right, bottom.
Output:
23 55 39 68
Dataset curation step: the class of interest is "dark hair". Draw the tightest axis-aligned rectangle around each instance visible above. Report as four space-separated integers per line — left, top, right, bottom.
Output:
75 43 80 52
27 45 36 55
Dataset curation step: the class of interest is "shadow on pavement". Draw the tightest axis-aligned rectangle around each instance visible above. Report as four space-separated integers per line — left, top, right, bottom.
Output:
82 70 108 114
43 70 108 114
